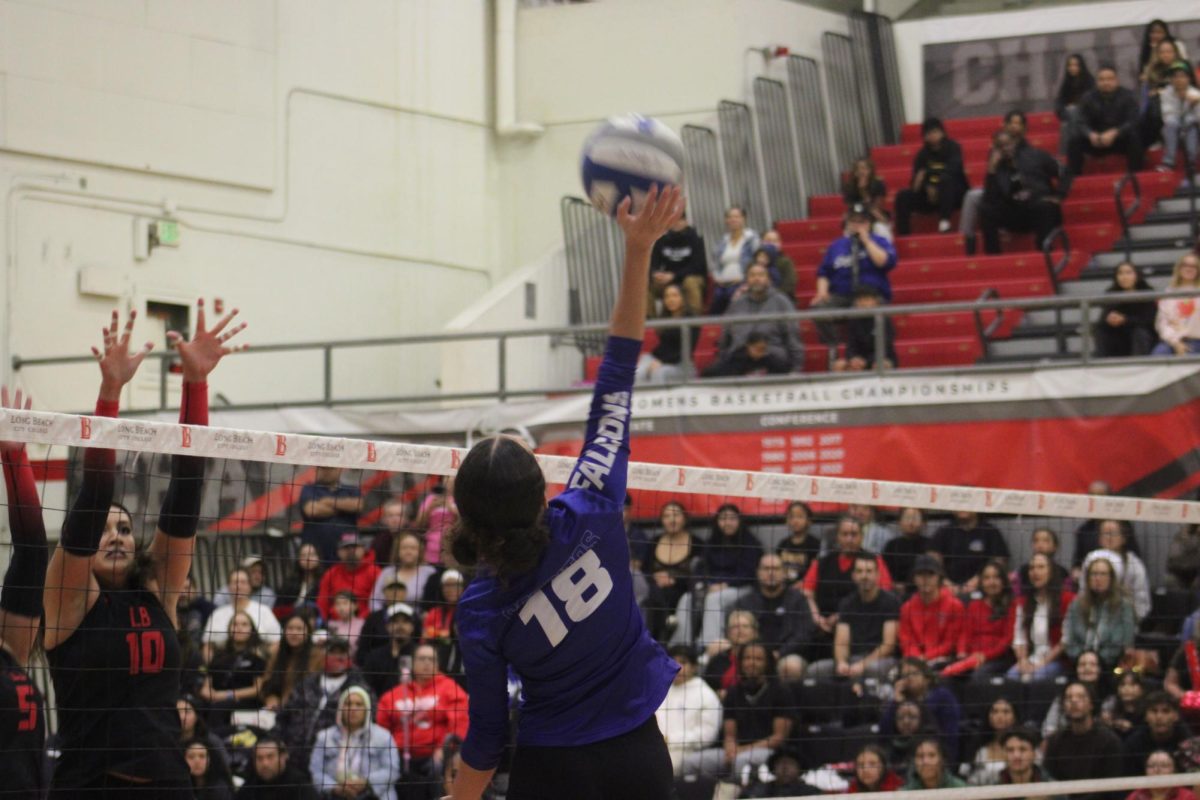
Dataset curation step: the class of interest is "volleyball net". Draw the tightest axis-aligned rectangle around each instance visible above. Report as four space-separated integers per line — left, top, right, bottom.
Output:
4 407 1200 798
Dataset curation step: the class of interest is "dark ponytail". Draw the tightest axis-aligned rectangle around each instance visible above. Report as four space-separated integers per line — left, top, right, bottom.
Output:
450 436 549 579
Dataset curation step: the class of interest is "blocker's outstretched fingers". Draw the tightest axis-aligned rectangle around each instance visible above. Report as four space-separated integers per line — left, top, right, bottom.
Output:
209 308 240 338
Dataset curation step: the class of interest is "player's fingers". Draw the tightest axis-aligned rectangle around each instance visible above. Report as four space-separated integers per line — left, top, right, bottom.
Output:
194 298 207 333
108 309 119 338
119 309 137 347
91 346 103 361
22 394 31 411
219 321 248 344
1 386 9 408
210 308 240 336
615 195 633 224
166 331 183 347
12 388 22 409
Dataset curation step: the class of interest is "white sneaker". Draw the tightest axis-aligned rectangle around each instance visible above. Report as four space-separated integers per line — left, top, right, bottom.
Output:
937 219 952 233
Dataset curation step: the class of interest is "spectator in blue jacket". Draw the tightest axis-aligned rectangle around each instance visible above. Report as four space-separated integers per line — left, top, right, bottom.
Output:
811 204 898 364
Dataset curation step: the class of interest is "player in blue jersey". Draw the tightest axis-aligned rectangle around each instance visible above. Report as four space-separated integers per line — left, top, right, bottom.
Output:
448 185 685 800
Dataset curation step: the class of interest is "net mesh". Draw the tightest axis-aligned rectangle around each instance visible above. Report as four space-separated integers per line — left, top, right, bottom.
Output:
2 410 1200 798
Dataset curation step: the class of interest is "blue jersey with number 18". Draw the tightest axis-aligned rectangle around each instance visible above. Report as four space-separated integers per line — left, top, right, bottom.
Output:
457 336 679 771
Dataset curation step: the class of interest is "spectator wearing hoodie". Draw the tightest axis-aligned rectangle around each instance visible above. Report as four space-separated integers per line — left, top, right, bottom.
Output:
649 211 708 316
377 643 470 784
310 686 401 800
899 555 965 669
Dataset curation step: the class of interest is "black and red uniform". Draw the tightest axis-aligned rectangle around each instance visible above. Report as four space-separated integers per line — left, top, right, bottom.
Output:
0 647 44 798
47 587 188 795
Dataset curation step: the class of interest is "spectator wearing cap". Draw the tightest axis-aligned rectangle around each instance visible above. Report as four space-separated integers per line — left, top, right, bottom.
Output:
317 533 382 622
203 566 283 650
1160 62 1200 174
655 645 723 777
361 602 418 697
703 260 805 377
422 570 464 672
899 555 965 669
358 580 411 667
299 466 364 564
894 118 968 235
1064 552 1137 671
978 122 1064 255
811 204 898 368
213 555 277 609
748 747 819 797
997 728 1053 787
1068 64 1143 177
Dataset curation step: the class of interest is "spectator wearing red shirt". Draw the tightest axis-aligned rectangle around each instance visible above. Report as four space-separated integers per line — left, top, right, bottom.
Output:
953 559 1016 677
376 643 469 783
318 533 381 621
899 555 964 669
804 518 894 631
422 570 463 671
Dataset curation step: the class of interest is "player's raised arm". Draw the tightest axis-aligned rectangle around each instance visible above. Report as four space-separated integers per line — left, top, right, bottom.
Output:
151 299 246 625
564 185 684 504
0 388 47 667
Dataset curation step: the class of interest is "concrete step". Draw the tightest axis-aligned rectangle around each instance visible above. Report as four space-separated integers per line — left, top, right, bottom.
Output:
989 335 1081 359
1130 222 1194 241
1023 307 1095 328
1094 248 1190 269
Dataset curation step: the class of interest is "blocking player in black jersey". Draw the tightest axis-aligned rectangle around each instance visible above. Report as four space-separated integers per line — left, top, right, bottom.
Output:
43 302 246 798
0 387 50 799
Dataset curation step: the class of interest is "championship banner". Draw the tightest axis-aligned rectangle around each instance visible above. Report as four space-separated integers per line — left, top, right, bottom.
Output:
922 18 1200 119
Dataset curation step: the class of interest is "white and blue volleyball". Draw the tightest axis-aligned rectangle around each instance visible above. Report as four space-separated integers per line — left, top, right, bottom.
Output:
580 114 685 216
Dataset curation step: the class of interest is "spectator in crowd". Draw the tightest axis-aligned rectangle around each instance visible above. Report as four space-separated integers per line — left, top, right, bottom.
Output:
204 567 282 650
1138 21 1186 85
899 555 964 669
1065 553 1137 671
1167 521 1200 591
1160 63 1200 175
366 498 409 567
645 501 697 642
655 644 723 777
748 748 817 798
636 283 700 385
236 735 318 800
198 610 269 726
902 737 966 790
377 643 469 789
978 127 1063 255
703 609 760 694
734 554 813 682
262 614 324 711
185 739 234 800
649 209 707 316
1126 750 1197 800
1014 527 1070 597
1073 482 1143 574
178 575 217 685
1009 552 1074 681
370 532 436 613
803 516 894 660
673 503 763 648
812 204 898 365
178 696 235 790
847 744 904 793
274 638 372 773
806 552 899 684
703 262 804 376
317 533 381 623
1057 54 1097 155
1068 64 1143 177
842 158 891 236
326 590 365 657
776 501 820 586
959 135 993 256
1144 40 1190 98
997 728 1053 789
1042 649 1109 738
310 685 400 800
929 511 1009 592
686 642 792 779
955 560 1016 677
1123 692 1191 776
214 555 277 609
833 286 897 372
848 503 898 556
300 466 364 564
702 331 791 377
1094 520 1151 620
1043 682 1124 796
965 697 1017 786
1096 262 1158 358
1153 252 1200 356
1164 613 1200 702
709 206 759 316
358 580 410 667
422 569 463 671
884 507 930 595
888 700 931 777
761 229 798 299
883 658 962 762
1103 670 1148 739
361 602 418 698
894 118 968 235
275 543 325 623
414 483 456 567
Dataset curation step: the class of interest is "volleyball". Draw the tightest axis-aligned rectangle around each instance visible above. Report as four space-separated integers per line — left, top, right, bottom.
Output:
580 113 685 217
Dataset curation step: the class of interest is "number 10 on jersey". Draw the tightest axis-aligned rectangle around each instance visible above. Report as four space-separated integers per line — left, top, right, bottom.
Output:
519 549 614 647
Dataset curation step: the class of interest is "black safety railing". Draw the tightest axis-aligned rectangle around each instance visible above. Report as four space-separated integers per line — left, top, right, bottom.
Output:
1115 171 1141 263
1041 226 1071 354
971 288 1004 362
1182 123 1199 245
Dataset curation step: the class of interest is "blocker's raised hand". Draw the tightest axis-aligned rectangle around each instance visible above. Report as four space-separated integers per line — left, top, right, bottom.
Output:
0 386 33 453
616 184 684 251
168 298 248 382
92 309 154 393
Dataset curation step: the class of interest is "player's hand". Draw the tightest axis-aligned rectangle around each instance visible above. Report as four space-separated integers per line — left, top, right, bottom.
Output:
0 386 32 452
168 298 248 382
616 185 684 251
93 309 154 396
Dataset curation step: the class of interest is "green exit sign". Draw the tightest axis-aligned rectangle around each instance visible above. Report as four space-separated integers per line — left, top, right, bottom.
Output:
153 220 181 248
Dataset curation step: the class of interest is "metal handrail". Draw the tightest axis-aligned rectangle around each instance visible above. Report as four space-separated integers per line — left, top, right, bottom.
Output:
971 287 1003 362
1040 225 1071 293
17 288 1200 413
1115 171 1141 262
1183 122 1199 245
